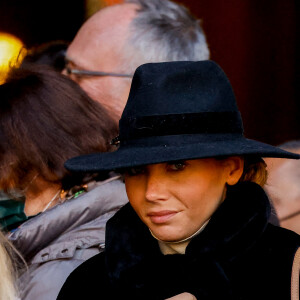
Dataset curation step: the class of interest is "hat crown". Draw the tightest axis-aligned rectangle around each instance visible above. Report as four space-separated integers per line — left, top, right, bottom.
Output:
122 61 239 118
120 61 243 140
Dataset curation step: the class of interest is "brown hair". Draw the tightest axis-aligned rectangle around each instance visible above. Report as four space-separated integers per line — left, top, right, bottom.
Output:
0 64 118 193
239 157 268 187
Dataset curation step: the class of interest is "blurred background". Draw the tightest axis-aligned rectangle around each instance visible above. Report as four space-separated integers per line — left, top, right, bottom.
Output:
0 0 299 145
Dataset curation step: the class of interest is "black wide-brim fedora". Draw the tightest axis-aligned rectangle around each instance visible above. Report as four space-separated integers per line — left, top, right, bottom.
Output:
65 60 300 172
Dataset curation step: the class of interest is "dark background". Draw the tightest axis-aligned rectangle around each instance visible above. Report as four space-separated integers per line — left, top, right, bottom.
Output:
189 0 300 146
0 0 299 146
0 0 85 46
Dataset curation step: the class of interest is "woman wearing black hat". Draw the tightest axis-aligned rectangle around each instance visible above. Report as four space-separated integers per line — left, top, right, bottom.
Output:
58 61 300 300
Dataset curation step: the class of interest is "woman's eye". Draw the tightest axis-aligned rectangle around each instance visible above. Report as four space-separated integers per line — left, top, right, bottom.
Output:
125 167 145 176
167 161 187 171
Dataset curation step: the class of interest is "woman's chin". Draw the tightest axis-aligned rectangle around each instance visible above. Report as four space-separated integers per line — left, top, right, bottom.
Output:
150 227 187 242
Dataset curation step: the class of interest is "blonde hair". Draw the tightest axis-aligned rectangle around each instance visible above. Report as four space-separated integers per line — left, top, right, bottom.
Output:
0 231 18 300
239 157 268 187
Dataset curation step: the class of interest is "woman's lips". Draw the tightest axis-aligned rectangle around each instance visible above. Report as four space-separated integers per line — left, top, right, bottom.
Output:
147 210 178 224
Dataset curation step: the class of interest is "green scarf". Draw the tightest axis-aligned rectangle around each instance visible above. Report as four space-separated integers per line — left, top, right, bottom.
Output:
0 198 28 231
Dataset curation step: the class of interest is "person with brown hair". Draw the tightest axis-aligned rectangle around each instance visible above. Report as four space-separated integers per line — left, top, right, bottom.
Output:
58 61 300 299
21 40 69 73
0 64 128 300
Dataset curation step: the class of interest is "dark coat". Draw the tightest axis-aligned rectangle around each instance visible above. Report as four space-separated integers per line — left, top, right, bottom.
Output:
57 182 300 300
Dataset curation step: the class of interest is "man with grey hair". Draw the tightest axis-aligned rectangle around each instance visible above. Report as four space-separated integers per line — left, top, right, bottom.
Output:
64 0 209 120
264 140 300 235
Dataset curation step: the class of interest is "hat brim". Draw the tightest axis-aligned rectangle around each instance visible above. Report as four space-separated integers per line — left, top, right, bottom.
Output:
64 136 300 172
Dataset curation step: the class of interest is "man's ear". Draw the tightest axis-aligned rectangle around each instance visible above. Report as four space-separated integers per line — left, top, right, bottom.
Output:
223 156 244 186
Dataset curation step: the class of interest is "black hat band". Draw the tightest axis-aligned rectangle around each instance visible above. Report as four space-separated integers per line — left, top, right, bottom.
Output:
119 111 244 141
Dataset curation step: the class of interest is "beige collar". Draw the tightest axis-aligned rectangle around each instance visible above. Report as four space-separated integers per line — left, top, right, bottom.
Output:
150 219 210 255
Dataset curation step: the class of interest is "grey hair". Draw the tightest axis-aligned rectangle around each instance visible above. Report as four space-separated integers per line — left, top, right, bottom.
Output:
123 0 210 73
278 140 300 151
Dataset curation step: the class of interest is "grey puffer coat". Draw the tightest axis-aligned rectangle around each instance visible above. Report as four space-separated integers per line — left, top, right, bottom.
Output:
9 176 128 300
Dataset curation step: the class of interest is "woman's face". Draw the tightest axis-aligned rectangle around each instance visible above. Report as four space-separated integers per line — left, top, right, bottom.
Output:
125 158 243 242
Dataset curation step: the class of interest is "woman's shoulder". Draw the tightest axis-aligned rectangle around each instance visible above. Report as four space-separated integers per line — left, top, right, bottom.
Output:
57 251 109 299
263 223 300 250
252 223 300 273
68 250 106 279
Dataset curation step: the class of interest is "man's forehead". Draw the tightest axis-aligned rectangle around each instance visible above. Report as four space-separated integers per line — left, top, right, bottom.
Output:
83 3 138 36
91 3 138 23
66 4 137 68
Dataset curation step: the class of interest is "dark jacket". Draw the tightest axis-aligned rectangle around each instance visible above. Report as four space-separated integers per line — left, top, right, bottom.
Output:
57 182 300 300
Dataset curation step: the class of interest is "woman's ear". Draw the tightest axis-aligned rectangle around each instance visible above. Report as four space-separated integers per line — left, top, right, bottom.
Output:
223 156 244 186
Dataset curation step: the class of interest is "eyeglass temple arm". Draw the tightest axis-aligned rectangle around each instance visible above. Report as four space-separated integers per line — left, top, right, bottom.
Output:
69 69 133 78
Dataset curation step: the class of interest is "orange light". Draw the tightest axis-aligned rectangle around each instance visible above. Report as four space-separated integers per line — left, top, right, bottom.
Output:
104 0 123 5
0 33 26 84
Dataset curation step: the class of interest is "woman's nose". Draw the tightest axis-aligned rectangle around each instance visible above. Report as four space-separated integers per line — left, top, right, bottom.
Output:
145 172 168 202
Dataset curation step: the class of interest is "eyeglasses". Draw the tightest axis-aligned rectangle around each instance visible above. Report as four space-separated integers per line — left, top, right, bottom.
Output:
65 66 133 78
